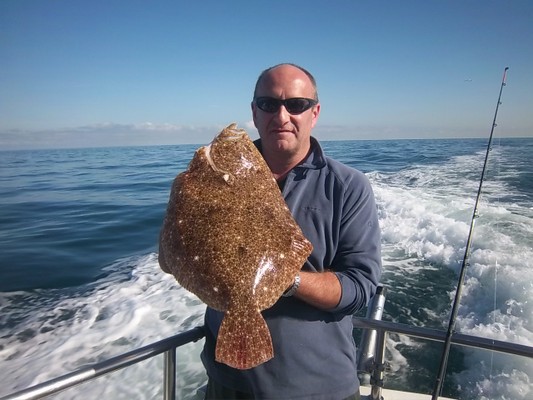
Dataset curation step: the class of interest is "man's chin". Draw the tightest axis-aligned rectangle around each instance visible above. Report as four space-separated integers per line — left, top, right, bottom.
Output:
270 138 295 152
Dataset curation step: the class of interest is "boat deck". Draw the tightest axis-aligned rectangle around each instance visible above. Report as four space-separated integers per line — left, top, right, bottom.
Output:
361 386 456 400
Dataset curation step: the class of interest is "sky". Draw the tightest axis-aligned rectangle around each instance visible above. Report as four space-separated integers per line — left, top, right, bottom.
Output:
1 0 532 150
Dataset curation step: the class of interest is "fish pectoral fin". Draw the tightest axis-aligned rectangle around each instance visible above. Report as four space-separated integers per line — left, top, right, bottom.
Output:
215 307 273 370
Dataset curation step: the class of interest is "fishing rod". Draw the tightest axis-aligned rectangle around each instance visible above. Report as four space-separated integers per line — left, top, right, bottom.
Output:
431 66 509 400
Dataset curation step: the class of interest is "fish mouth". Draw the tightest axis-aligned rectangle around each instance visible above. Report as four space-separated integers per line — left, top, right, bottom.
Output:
204 143 233 183
203 123 248 184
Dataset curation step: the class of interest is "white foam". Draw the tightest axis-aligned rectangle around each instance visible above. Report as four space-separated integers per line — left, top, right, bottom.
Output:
369 148 533 398
0 254 207 399
1 147 531 399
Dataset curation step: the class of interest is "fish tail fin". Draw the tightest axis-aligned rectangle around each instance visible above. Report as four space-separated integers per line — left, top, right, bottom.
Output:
215 307 273 370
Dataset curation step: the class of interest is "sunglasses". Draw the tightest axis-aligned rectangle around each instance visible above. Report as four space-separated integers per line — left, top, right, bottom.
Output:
254 97 318 115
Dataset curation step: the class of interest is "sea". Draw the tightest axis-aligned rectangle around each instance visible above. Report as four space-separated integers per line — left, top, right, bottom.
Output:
1 137 532 400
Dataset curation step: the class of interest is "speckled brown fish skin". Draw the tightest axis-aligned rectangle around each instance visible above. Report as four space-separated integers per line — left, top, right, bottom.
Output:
159 123 313 369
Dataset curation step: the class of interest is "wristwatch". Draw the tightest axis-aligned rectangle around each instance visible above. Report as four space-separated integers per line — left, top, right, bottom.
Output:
283 273 300 297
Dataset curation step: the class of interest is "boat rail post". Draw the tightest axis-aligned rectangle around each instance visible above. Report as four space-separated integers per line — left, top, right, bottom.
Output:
163 348 177 400
357 286 386 399
357 286 386 373
369 327 386 400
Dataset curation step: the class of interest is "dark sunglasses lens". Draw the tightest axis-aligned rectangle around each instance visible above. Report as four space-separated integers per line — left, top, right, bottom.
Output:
285 98 312 114
256 97 316 114
256 98 280 113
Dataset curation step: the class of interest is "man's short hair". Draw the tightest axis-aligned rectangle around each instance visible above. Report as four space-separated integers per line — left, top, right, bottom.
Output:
253 63 319 101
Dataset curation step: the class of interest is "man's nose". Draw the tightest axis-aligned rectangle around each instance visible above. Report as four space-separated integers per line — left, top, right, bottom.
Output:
272 104 291 122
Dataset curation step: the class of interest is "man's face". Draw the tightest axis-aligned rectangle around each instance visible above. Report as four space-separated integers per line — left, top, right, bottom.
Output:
252 65 320 159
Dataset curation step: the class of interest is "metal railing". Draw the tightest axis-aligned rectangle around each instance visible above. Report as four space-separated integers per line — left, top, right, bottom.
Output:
2 294 532 400
353 317 533 400
356 285 533 400
0 326 206 400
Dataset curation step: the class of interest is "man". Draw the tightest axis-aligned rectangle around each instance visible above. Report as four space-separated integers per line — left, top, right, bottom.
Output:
202 63 382 400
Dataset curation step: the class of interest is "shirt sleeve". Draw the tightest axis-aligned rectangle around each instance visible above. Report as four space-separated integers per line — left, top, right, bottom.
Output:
329 170 382 315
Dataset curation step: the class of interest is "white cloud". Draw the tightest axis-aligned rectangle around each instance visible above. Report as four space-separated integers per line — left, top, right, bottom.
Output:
4 120 523 151
134 122 183 131
0 121 259 150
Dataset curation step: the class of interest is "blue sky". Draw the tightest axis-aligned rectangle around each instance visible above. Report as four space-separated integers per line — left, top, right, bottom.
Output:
1 0 532 149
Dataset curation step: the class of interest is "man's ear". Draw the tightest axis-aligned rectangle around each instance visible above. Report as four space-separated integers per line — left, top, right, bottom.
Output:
251 102 259 128
311 103 321 128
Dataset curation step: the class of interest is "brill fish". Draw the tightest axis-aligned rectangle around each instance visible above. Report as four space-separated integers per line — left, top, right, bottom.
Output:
158 123 312 369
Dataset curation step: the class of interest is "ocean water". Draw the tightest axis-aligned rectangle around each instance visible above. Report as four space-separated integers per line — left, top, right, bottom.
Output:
1 137 531 399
